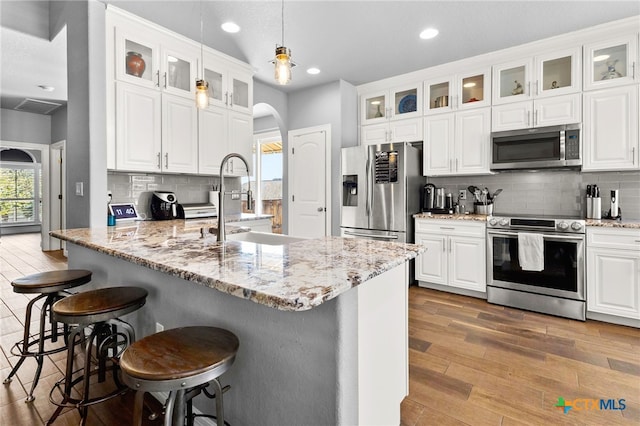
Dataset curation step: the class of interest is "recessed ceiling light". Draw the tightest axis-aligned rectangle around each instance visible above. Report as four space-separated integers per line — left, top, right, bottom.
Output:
463 82 476 88
593 54 610 62
307 67 320 75
419 28 439 40
38 85 55 92
221 22 240 33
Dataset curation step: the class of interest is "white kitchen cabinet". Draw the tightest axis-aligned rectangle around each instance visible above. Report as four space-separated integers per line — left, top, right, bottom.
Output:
493 47 581 106
115 81 197 173
198 105 253 176
491 93 581 131
584 34 638 91
361 118 422 145
424 67 491 115
587 227 640 322
424 107 490 176
202 51 253 115
414 219 486 293
360 83 422 125
115 25 198 99
582 85 639 171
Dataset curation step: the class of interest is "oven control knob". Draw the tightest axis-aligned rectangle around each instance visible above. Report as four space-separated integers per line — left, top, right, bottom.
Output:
489 218 498 226
557 221 569 231
570 221 583 231
499 219 509 226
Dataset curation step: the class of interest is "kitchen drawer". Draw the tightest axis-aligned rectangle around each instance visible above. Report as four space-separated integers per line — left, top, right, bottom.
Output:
415 219 485 237
587 227 640 251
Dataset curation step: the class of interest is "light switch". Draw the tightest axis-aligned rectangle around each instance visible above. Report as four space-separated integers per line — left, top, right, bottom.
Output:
75 182 84 196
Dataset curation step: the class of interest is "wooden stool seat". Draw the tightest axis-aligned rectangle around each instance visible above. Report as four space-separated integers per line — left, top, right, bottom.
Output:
12 269 92 294
121 327 239 426
53 286 148 324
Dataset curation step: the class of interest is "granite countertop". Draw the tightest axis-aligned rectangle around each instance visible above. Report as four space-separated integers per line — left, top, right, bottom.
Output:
222 213 274 222
585 219 640 229
413 213 488 222
50 220 424 312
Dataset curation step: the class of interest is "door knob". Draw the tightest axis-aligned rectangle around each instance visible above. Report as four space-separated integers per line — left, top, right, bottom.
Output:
317 207 324 212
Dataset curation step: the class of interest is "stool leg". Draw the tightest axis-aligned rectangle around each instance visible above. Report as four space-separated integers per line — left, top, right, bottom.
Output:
25 296 52 401
132 390 145 426
171 389 186 426
2 294 44 391
47 325 84 425
163 391 177 426
210 378 225 426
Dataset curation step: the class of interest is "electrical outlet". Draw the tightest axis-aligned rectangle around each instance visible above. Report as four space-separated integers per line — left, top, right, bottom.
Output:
458 190 466 200
231 190 240 200
155 322 164 333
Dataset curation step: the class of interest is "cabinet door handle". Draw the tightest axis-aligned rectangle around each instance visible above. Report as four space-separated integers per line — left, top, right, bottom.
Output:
455 158 459 171
163 72 167 89
633 147 636 165
535 80 539 96
534 110 538 126
164 153 169 169
225 92 228 106
632 62 636 79
449 239 452 253
229 93 233 106
442 241 446 252
527 111 531 127
526 81 531 96
156 153 161 169
155 70 160 87
449 159 453 171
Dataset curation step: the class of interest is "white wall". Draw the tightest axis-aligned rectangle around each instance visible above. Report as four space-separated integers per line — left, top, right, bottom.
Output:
0 109 51 144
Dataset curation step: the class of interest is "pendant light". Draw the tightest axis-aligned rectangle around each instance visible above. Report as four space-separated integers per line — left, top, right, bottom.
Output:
273 0 295 85
195 1 209 109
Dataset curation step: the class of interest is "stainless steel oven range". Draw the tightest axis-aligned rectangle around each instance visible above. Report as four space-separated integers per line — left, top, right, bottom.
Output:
486 214 586 321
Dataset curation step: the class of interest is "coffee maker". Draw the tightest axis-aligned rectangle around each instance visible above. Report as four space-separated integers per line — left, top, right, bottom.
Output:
150 191 180 220
422 184 449 213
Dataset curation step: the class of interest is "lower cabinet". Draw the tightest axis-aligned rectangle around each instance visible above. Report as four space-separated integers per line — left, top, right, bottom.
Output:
415 219 486 293
587 227 640 321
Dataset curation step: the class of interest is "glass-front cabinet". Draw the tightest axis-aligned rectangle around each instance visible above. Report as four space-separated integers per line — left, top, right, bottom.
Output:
424 68 490 115
584 34 638 91
115 27 197 98
493 48 581 104
202 52 253 115
360 83 421 125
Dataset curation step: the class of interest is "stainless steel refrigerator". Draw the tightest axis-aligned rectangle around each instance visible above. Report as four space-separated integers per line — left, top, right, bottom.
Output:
340 142 422 243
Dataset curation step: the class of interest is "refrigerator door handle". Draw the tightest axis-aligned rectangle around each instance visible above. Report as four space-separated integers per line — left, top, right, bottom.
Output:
365 156 371 217
343 230 398 240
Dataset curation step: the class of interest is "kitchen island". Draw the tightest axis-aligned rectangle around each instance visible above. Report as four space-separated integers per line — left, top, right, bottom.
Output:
51 219 424 426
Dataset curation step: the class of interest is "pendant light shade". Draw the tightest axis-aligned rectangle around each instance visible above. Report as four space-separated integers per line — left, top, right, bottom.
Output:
274 46 292 85
195 1 209 108
272 0 294 85
195 79 209 109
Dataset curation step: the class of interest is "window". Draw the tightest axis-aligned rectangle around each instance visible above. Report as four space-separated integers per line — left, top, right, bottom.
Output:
0 149 41 225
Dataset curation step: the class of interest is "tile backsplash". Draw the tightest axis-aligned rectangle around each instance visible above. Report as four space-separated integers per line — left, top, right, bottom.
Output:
428 170 640 219
108 172 242 216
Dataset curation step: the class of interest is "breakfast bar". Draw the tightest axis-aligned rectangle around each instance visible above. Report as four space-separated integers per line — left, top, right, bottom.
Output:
51 220 424 426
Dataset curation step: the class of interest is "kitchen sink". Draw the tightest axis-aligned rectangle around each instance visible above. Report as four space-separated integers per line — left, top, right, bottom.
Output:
226 231 307 245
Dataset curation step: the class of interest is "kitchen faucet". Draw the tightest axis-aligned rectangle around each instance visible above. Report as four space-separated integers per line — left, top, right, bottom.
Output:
217 153 254 241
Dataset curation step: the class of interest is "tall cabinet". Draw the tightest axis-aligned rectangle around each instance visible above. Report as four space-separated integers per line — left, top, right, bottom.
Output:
106 7 253 175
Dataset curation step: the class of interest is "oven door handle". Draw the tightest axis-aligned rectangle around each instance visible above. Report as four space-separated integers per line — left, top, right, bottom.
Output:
487 230 584 241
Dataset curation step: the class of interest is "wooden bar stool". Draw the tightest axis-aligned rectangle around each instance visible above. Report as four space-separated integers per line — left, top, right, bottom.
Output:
3 269 92 402
47 286 148 426
120 326 239 426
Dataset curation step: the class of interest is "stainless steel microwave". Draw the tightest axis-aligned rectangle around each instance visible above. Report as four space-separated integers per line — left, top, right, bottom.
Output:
490 124 581 170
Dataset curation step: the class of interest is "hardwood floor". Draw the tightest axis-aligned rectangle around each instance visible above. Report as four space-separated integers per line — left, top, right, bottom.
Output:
2 233 639 425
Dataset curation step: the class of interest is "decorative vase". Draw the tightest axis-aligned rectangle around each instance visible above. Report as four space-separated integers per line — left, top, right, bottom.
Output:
126 51 146 77
374 104 383 118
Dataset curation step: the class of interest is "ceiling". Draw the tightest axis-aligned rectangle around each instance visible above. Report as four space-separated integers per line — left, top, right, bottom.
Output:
1 1 639 114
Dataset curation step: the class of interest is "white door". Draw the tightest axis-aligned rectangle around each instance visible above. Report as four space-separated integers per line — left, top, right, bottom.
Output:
423 113 454 176
449 236 486 292
162 94 198 173
415 233 447 285
288 127 328 238
50 142 66 250
587 248 640 319
455 107 490 174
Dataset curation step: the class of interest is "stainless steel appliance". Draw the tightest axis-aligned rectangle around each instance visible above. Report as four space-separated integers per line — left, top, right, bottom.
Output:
491 124 581 170
179 203 217 219
150 191 180 220
340 142 422 243
486 214 586 320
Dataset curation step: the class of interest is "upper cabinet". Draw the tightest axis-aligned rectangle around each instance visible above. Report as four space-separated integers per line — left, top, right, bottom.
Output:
492 47 581 105
584 34 638 91
424 67 491 115
360 83 422 125
203 51 253 115
115 26 198 99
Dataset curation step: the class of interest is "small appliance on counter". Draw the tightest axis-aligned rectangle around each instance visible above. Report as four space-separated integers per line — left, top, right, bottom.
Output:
179 203 217 219
421 184 451 214
150 191 181 220
606 189 622 220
